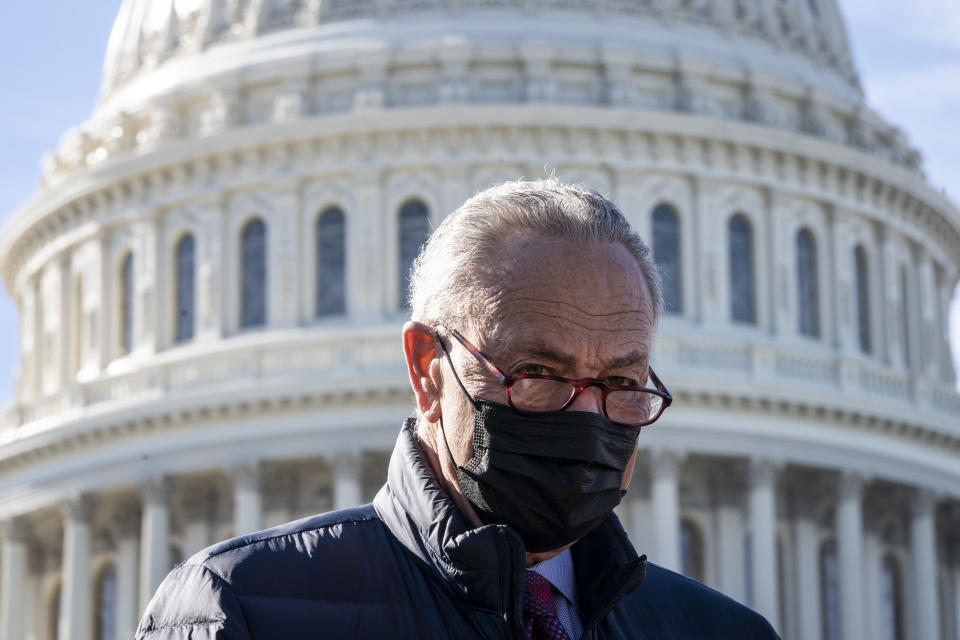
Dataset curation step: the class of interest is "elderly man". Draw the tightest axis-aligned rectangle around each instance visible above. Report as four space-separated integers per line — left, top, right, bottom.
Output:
137 181 779 639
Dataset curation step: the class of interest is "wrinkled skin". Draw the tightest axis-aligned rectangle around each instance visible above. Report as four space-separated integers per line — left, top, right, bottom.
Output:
403 233 655 566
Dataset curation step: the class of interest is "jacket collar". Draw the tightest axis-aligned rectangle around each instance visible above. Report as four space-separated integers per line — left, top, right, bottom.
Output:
372 419 646 622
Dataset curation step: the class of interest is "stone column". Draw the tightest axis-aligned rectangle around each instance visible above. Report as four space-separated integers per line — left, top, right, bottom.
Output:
911 490 941 640
0 518 29 640
749 458 780 632
350 172 384 317
233 462 263 536
133 219 159 356
837 473 865 640
332 452 364 511
650 450 684 572
196 201 225 341
794 498 821 640
268 186 299 328
60 497 93 640
715 482 746 602
139 478 170 613
114 508 140 640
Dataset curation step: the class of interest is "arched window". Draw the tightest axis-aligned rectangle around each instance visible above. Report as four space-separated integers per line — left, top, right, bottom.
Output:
120 252 134 355
796 228 819 337
95 564 117 640
854 246 871 354
679 519 704 582
820 540 840 640
240 218 267 328
933 264 946 377
728 215 755 324
316 207 346 317
74 274 84 375
652 204 682 314
880 554 903 640
175 234 195 342
899 266 911 368
398 199 430 310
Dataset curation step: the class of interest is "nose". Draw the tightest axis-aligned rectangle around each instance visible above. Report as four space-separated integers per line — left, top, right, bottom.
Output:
567 383 604 415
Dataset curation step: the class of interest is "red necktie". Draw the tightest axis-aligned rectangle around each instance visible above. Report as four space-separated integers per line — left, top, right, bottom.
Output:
523 570 571 640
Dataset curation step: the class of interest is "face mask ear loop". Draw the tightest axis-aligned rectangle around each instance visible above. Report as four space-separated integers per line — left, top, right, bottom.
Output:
437 415 460 473
434 329 479 410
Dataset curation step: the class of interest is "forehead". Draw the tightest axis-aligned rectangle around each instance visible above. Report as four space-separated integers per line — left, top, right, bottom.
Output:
475 234 654 361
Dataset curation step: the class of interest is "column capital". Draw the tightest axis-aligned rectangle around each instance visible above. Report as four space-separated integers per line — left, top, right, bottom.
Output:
837 472 868 501
0 517 30 543
141 476 169 506
231 461 262 492
179 485 214 521
911 489 938 518
748 458 782 489
331 450 364 478
650 449 686 480
113 505 141 539
60 494 95 524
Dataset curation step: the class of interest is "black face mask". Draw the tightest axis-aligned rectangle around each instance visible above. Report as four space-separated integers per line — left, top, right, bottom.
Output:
440 375 639 553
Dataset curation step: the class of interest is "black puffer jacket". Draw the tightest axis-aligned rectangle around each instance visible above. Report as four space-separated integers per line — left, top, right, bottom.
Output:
136 422 779 639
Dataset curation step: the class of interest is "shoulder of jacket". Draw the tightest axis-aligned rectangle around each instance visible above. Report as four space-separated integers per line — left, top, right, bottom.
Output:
633 563 780 636
186 503 381 568
136 563 251 639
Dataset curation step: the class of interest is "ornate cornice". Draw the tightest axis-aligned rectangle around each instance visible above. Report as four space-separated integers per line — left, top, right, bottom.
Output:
3 115 957 298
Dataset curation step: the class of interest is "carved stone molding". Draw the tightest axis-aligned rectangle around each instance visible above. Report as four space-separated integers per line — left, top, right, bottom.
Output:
837 471 868 502
60 494 95 524
0 517 30 543
911 489 938 519
748 458 782 489
141 476 170 507
231 461 263 492
650 449 686 481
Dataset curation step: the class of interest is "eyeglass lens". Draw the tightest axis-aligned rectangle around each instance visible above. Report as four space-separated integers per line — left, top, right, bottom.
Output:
510 378 664 425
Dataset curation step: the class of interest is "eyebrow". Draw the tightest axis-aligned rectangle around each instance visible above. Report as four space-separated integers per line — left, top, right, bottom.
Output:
519 341 577 367
603 350 648 370
510 340 647 371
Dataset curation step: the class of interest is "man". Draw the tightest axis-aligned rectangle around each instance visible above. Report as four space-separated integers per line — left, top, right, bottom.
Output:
136 180 779 639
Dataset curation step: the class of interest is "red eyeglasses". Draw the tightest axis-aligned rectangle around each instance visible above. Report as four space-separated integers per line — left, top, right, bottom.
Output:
434 322 672 428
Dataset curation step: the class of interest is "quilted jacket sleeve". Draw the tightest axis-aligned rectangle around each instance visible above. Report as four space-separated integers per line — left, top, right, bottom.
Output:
135 563 252 640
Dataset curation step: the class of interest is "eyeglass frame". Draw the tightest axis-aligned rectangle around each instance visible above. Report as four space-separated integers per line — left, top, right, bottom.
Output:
433 321 673 428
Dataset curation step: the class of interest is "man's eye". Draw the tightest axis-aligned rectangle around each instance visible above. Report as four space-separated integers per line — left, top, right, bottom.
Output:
516 364 549 376
607 376 641 387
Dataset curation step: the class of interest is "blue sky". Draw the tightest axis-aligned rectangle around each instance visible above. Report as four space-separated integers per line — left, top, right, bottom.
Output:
0 1 957 405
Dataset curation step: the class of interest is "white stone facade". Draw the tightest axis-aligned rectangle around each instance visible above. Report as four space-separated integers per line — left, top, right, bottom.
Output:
0 1 959 639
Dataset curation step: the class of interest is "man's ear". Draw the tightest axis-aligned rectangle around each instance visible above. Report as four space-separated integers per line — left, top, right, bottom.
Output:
402 321 443 422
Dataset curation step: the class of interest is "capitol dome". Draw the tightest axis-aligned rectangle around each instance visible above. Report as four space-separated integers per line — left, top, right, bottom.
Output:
0 1 959 639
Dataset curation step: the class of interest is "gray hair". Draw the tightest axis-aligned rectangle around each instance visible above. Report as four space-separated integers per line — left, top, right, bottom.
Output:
408 179 663 330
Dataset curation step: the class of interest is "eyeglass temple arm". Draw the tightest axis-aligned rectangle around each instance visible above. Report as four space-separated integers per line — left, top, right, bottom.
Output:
432 321 509 382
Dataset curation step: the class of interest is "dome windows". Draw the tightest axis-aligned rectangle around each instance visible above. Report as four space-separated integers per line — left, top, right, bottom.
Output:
796 228 820 338
174 234 196 343
398 199 430 311
728 214 756 325
240 218 267 329
119 252 134 356
316 207 346 318
652 204 682 315
854 245 871 354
